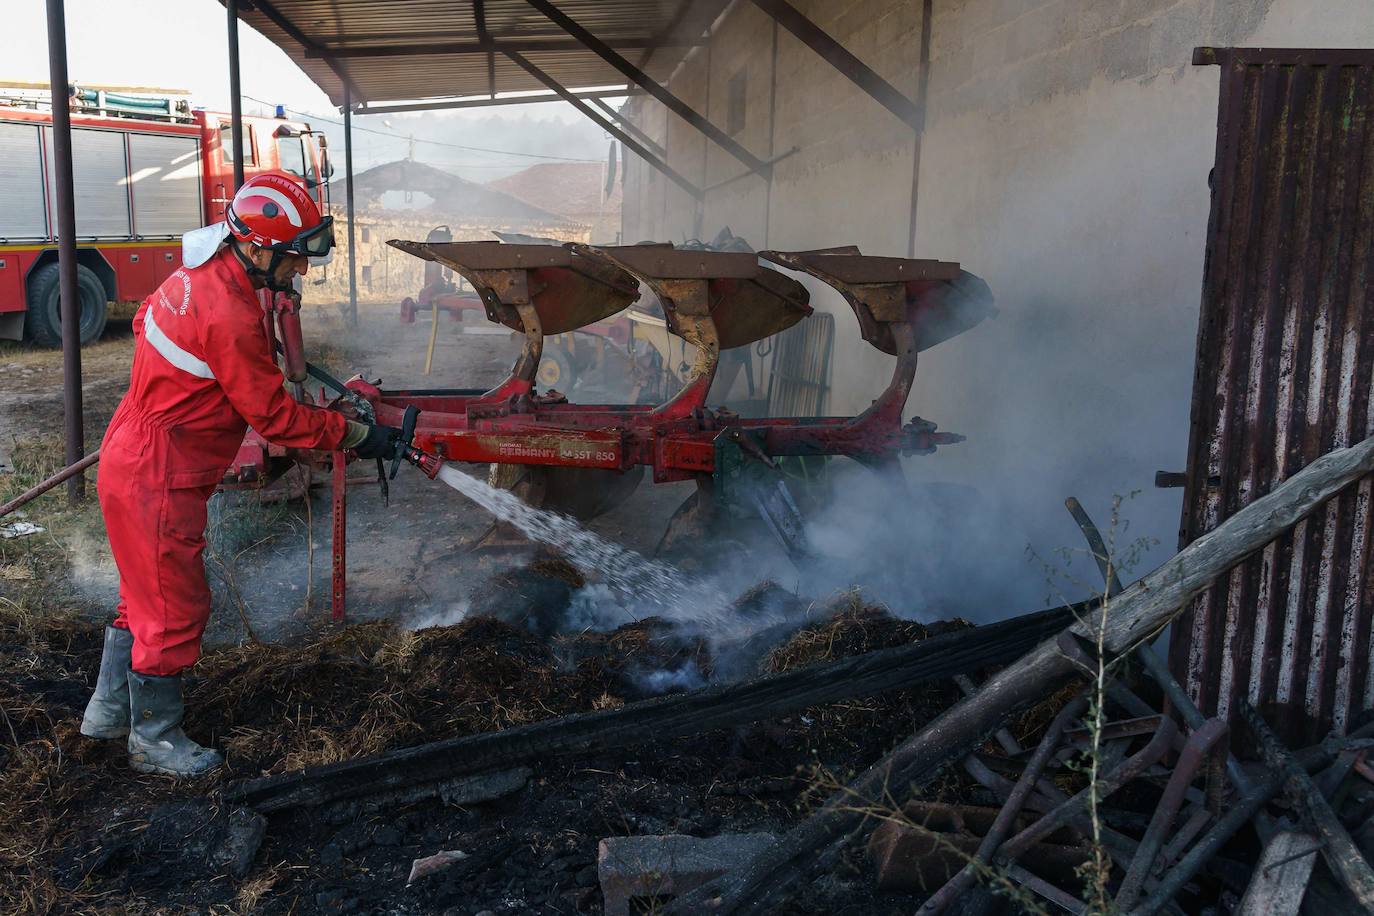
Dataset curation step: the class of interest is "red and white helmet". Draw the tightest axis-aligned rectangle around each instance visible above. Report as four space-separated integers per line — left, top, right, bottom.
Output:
183 172 334 269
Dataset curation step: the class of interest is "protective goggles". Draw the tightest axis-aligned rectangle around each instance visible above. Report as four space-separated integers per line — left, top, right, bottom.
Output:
275 216 336 258
227 206 336 258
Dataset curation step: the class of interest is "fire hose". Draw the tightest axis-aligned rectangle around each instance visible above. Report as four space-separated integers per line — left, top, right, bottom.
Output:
0 352 386 523
0 448 101 521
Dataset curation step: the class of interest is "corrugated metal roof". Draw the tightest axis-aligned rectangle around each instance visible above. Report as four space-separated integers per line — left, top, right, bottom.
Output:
232 0 727 107
1170 46 1374 746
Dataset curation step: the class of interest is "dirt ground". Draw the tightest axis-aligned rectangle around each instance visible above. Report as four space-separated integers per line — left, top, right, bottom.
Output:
2 299 964 915
0 298 699 647
2 586 994 914
0 297 1298 915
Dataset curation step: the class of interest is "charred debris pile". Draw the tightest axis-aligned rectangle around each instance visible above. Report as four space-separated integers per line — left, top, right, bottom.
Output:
0 577 987 914
2 439 1374 914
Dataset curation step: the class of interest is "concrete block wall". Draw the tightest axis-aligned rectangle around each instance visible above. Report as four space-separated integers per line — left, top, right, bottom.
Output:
909 0 1374 578
926 0 1283 120
623 0 923 251
619 0 1374 594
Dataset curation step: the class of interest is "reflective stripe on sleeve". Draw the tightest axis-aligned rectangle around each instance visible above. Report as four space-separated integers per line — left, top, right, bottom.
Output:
143 306 215 380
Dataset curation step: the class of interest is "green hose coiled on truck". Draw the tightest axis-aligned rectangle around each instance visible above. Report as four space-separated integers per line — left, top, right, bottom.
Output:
71 88 173 115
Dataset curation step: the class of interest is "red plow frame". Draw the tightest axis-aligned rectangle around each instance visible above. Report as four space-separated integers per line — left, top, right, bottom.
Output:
224 240 994 620
364 241 992 480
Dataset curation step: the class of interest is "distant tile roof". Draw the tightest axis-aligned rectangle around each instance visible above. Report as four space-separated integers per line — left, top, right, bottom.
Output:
487 161 622 224
332 159 571 225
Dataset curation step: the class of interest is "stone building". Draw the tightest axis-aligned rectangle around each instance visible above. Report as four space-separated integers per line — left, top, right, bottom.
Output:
318 159 586 304
489 160 624 244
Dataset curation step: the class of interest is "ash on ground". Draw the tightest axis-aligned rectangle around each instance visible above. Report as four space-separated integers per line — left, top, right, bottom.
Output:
0 583 996 915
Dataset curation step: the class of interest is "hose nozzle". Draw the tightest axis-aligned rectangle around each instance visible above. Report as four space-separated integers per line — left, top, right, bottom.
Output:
391 405 443 480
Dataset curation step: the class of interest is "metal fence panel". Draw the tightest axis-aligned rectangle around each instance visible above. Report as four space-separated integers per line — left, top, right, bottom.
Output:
1170 47 1374 745
767 311 834 418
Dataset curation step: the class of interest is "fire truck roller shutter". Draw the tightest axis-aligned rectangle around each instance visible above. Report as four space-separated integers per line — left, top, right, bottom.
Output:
24 261 108 347
42 126 130 239
128 134 203 237
0 121 50 238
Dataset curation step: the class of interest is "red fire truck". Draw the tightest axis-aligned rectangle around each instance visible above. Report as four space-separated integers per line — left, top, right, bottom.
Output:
0 86 330 346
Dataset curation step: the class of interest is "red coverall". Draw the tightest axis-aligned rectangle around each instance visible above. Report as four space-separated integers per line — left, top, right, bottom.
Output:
98 247 347 675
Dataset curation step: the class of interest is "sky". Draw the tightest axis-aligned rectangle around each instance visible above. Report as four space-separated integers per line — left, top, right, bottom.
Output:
4 0 624 180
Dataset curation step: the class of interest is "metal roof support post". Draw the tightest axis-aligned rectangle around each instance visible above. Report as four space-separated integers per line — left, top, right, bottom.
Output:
343 86 358 327
592 97 665 157
46 0 84 503
637 0 698 70
358 89 630 116
505 50 703 202
473 0 496 99
308 38 702 59
907 0 932 257
227 0 245 189
749 0 922 130
523 0 770 177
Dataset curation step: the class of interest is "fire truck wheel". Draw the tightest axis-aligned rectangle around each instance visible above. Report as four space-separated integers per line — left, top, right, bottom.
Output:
536 347 576 392
24 263 109 348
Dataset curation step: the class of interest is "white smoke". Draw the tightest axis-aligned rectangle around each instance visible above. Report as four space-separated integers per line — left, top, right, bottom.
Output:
403 597 471 631
633 659 706 695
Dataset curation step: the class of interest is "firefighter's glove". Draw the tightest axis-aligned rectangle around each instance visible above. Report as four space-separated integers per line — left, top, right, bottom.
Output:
346 421 404 460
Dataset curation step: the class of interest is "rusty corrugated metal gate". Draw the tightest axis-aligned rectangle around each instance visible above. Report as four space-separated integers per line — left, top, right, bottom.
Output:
1171 47 1374 745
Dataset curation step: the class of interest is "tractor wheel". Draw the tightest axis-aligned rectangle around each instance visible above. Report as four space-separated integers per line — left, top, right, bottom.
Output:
24 263 108 347
537 346 576 393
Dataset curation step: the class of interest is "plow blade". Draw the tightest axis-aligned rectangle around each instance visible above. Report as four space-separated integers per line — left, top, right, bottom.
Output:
759 249 994 355
573 244 812 349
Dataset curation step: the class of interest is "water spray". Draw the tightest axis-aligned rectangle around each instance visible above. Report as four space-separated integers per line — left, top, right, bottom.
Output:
392 406 734 623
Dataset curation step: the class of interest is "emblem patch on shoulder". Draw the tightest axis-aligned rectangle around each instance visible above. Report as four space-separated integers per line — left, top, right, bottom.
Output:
158 269 193 317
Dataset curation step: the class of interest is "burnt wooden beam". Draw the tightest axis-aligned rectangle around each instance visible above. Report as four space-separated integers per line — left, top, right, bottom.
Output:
504 49 703 201
750 0 922 130
224 604 1077 813
1241 699 1374 909
668 435 1374 913
1077 436 1374 655
523 0 770 175
1064 496 1124 595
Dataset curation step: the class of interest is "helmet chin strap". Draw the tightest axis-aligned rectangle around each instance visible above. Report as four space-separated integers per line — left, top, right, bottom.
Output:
231 242 295 292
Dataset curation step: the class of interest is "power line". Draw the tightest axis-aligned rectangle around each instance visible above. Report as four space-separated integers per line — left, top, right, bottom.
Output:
243 95 602 162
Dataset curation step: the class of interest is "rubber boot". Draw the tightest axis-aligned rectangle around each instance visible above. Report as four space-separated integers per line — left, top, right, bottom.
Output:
79 625 134 739
126 670 224 777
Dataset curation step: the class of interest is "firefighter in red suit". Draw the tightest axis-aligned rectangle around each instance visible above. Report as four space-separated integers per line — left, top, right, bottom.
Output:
79 173 399 777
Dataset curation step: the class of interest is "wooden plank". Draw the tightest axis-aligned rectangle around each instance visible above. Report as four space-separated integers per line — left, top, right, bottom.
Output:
1236 831 1320 916
1240 699 1374 909
666 436 1374 914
